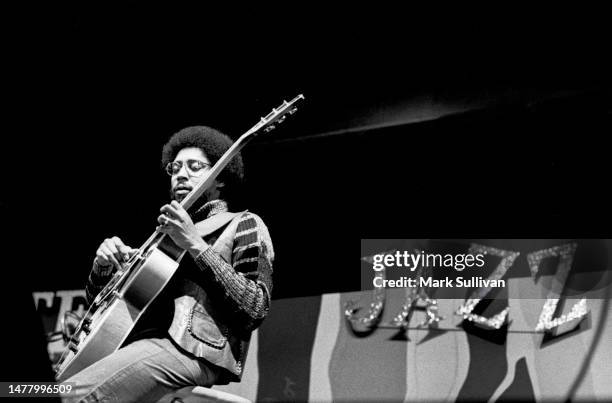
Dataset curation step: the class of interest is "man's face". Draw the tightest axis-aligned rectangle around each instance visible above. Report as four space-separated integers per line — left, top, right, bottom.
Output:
169 147 216 202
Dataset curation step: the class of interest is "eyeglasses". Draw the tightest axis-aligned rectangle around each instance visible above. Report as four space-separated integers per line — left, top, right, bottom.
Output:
165 159 211 177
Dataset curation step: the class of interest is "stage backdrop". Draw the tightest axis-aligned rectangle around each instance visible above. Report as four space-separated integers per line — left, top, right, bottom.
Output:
35 239 612 402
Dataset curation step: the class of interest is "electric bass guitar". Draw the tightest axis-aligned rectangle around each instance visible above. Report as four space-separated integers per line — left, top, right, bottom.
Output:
55 94 305 381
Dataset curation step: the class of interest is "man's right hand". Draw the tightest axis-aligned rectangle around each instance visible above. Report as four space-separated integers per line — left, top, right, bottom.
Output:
95 236 137 270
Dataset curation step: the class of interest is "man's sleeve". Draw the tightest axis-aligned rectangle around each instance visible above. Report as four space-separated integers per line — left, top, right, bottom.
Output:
194 212 274 331
85 261 116 305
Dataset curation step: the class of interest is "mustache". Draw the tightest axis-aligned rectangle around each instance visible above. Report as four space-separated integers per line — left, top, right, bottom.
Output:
169 185 190 201
173 183 193 191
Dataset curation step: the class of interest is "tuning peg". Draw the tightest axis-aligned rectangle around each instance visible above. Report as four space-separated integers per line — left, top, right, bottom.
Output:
277 115 287 124
288 107 298 115
264 125 276 132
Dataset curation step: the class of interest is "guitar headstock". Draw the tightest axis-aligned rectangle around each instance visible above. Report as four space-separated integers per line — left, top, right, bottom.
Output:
243 94 305 138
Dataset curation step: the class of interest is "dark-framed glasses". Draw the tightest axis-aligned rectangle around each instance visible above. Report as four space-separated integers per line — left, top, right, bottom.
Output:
165 159 211 177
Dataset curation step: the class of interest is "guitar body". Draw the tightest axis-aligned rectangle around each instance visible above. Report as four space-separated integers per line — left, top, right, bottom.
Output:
56 247 180 381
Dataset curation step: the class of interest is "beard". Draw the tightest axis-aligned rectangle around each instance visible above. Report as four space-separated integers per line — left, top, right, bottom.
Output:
173 192 187 203
169 187 215 212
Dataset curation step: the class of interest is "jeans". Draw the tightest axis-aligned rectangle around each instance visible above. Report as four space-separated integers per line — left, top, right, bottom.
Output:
64 337 221 403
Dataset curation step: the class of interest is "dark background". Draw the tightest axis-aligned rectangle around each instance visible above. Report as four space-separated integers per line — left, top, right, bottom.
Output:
2 6 611 301
1 4 611 383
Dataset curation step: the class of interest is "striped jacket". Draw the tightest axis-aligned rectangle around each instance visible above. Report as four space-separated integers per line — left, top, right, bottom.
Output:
85 199 274 381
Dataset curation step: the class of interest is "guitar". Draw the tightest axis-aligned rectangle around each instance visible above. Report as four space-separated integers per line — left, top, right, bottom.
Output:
55 94 305 381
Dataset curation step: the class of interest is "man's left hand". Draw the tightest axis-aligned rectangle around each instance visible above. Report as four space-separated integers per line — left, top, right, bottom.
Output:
157 201 208 256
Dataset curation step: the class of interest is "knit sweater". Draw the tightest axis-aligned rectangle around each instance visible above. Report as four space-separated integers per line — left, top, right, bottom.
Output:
85 199 274 332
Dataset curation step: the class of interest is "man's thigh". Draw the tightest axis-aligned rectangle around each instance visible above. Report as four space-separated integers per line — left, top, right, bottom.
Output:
65 337 217 403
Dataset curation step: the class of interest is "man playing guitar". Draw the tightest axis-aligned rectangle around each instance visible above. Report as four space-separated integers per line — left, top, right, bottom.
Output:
65 126 274 402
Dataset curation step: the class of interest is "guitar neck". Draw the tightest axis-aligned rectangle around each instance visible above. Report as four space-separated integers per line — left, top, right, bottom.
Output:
141 94 304 253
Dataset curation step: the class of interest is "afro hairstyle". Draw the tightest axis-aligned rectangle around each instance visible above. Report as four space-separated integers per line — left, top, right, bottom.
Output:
161 126 244 207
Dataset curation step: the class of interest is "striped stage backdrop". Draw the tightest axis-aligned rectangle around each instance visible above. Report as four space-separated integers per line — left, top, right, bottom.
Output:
213 290 612 402
35 240 612 402
34 288 612 402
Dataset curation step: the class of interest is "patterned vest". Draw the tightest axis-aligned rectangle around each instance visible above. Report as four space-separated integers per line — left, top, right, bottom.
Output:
167 212 250 382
